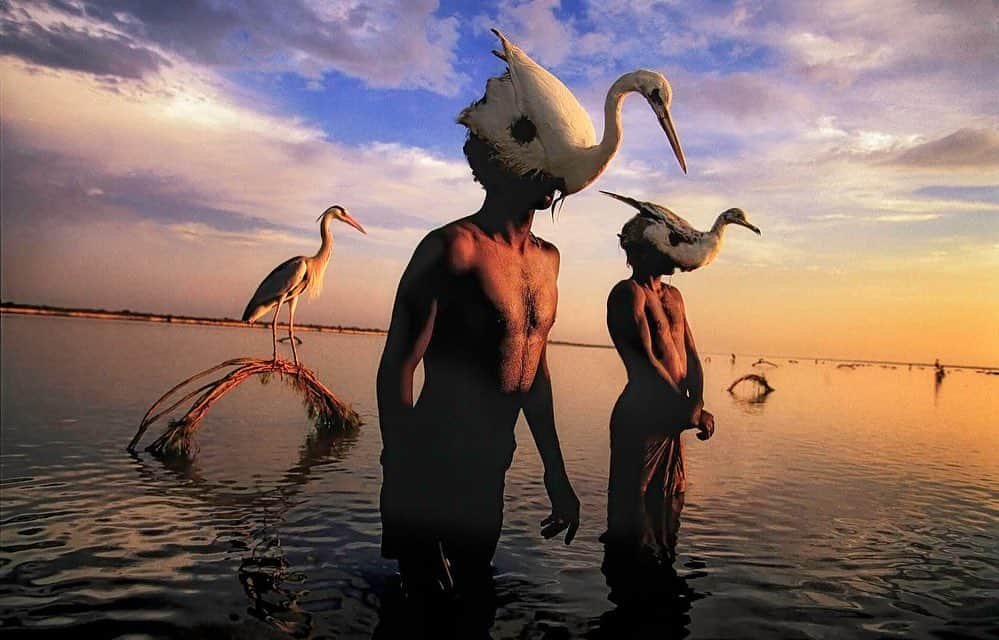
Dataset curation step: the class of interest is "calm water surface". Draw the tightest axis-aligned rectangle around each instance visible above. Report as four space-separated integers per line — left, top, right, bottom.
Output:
1 315 997 638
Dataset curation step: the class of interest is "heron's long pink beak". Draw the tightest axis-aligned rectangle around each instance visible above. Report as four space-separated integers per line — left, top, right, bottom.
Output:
340 212 366 234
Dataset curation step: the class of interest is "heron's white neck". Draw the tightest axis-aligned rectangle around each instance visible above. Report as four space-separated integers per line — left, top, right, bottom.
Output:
573 73 643 191
306 216 334 298
315 216 334 262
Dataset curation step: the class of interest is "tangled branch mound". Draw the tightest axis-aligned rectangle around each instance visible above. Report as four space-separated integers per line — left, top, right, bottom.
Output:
127 358 362 458
728 373 775 395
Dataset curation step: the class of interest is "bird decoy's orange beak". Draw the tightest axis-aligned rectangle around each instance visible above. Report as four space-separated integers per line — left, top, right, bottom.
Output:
340 212 366 234
656 105 687 175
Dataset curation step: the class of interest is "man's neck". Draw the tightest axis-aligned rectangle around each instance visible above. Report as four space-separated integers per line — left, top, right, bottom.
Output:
473 191 537 248
631 268 665 292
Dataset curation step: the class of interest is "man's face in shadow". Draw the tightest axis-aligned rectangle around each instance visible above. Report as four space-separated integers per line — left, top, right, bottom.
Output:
629 245 677 277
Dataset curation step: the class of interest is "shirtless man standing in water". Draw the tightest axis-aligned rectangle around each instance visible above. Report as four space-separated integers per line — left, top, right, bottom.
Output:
601 214 715 584
376 134 580 599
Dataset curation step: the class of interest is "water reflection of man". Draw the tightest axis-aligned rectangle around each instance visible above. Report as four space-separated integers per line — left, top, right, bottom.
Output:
601 214 715 588
376 133 580 605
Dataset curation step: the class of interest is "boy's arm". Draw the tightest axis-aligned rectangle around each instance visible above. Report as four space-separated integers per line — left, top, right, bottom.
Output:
524 344 580 544
607 282 683 395
376 232 443 454
684 313 714 440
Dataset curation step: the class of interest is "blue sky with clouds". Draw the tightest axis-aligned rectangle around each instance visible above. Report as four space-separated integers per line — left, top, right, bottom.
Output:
1 1 997 363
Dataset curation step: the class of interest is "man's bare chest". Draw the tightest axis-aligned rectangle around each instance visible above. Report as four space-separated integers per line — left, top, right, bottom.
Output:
645 294 685 355
475 261 556 335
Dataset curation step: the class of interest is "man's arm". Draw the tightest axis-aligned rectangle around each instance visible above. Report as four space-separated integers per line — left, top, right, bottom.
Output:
523 344 580 544
683 312 714 440
607 282 683 396
376 232 443 453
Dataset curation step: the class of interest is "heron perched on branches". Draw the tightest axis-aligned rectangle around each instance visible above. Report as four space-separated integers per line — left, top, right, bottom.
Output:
242 205 365 365
458 28 687 199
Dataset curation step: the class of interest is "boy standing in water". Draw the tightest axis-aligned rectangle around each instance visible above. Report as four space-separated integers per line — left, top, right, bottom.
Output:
377 134 580 604
601 213 715 579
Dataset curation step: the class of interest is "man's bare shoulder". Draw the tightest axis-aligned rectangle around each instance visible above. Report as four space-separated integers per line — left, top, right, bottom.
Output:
529 233 560 270
609 279 643 306
662 283 687 308
430 216 482 273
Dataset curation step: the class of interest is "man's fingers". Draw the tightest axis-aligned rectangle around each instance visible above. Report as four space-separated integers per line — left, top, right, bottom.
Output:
541 514 555 527
564 519 579 545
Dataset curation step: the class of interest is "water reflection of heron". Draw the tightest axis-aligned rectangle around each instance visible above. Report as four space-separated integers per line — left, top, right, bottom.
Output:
132 422 360 637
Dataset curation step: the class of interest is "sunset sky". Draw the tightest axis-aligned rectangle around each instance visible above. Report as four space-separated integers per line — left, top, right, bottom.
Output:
2 1 997 365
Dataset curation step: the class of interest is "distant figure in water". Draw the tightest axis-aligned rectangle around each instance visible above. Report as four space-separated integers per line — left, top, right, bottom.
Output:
376 133 580 617
601 213 715 592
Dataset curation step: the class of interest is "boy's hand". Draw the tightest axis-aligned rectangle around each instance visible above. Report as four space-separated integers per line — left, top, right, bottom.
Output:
695 409 715 440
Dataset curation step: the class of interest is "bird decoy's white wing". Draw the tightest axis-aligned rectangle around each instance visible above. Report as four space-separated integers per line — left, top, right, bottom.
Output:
242 257 308 323
458 29 687 196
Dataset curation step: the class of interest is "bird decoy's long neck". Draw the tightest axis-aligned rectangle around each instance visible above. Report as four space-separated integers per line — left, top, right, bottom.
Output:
711 214 729 237
573 75 631 190
598 75 631 157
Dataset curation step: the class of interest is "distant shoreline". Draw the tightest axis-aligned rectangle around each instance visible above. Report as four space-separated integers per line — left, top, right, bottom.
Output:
2 302 996 371
0 302 386 337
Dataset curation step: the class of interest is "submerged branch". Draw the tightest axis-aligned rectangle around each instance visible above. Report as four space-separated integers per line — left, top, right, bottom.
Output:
127 358 362 458
727 373 775 394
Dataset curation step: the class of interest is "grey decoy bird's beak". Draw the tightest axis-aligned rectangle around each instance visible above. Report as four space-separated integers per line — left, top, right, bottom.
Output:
741 221 762 235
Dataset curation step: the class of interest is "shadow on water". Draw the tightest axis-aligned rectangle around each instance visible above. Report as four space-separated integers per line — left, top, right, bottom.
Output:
586 553 705 640
372 577 499 640
131 425 361 638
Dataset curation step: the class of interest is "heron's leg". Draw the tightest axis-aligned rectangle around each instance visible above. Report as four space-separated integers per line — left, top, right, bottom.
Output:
271 297 285 361
288 296 300 366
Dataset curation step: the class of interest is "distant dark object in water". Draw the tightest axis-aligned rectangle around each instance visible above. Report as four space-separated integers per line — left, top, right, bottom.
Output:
278 336 304 345
982 370 999 376
728 374 775 394
127 357 361 458
837 363 857 370
788 359 798 364
752 358 778 368
933 359 946 384
705 356 711 363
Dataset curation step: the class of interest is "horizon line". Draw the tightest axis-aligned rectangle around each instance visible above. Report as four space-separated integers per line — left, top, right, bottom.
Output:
2 301 996 372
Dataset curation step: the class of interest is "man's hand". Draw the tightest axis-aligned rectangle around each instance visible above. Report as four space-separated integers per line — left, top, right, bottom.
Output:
541 473 580 544
695 409 715 441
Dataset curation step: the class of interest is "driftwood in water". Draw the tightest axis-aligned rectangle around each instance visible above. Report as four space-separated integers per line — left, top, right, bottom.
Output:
127 358 361 458
837 363 857 369
728 373 775 394
752 358 779 368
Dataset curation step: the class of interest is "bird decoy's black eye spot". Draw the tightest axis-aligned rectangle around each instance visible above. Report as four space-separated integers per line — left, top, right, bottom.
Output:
510 116 537 144
649 88 662 104
669 231 683 246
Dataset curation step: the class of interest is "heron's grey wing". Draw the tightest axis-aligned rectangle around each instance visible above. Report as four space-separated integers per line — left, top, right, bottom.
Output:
242 257 307 322
641 201 700 244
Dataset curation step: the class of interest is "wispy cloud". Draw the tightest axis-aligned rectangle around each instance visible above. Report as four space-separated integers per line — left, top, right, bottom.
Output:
1 0 466 95
891 128 999 169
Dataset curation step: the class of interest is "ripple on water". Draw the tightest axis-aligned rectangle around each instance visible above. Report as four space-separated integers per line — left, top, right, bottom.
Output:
1 320 997 638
